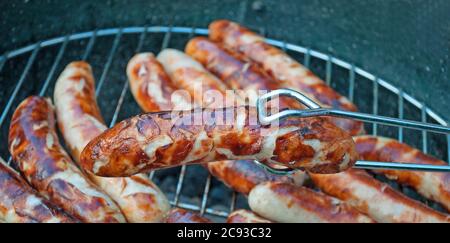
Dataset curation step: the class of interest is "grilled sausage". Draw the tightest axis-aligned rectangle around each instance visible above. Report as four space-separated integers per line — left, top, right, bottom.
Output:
164 208 212 223
128 53 192 112
0 158 77 223
157 49 246 108
80 105 358 177
206 21 449 222
150 50 307 194
186 38 368 182
54 61 171 222
186 38 444 222
187 38 428 222
354 135 450 212
208 20 364 135
186 37 362 138
248 182 375 223
227 209 272 223
310 169 450 222
206 160 305 195
129 51 370 221
128 51 374 224
8 96 126 223
185 37 282 107
157 49 231 109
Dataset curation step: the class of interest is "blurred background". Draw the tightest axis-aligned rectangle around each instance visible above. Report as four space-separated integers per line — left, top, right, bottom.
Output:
1 0 449 121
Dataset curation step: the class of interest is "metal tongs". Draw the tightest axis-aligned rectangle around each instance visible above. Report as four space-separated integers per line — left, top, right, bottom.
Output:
254 89 450 175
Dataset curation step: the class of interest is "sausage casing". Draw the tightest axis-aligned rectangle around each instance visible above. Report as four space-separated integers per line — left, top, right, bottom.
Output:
54 61 171 222
310 169 450 223
186 36 363 139
164 208 212 223
208 20 364 135
186 36 310 115
226 209 272 223
206 160 304 195
128 53 192 112
354 135 450 212
8 96 126 223
186 37 282 107
80 106 358 177
157 49 231 109
147 50 306 194
248 182 375 223
128 51 365 222
0 158 76 223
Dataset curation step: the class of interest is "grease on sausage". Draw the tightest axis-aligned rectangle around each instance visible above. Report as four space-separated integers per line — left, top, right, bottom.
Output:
208 20 364 135
8 96 125 223
185 37 360 156
206 160 304 195
186 37 281 107
354 135 450 212
227 209 272 223
148 50 306 194
248 182 375 223
54 61 171 223
80 106 358 177
128 53 192 112
164 208 212 223
0 158 77 223
310 169 450 223
157 49 231 109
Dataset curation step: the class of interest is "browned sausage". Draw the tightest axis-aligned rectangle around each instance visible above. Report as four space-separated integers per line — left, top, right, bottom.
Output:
157 49 231 109
128 53 193 112
164 208 212 223
54 61 171 222
208 20 364 135
157 48 246 108
354 135 450 212
186 39 444 222
0 158 77 223
185 37 296 108
248 182 375 223
184 38 367 177
185 37 364 143
226 209 272 223
80 105 358 177
8 96 126 223
130 50 378 224
129 51 374 222
206 160 304 195
153 50 307 194
310 169 450 222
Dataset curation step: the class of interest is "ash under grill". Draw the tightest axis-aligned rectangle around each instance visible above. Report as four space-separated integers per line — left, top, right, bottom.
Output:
0 26 449 221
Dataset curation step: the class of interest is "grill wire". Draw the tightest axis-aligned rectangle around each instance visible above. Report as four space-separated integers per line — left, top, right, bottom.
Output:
0 26 449 221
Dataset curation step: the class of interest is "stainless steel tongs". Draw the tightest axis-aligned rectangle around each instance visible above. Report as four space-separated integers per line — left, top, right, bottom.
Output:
254 88 450 175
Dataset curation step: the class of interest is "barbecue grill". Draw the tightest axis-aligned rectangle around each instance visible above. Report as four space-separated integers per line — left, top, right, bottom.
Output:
0 25 449 221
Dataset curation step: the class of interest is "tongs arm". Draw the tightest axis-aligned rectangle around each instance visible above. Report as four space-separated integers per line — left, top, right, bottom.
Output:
255 88 450 174
258 88 450 134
